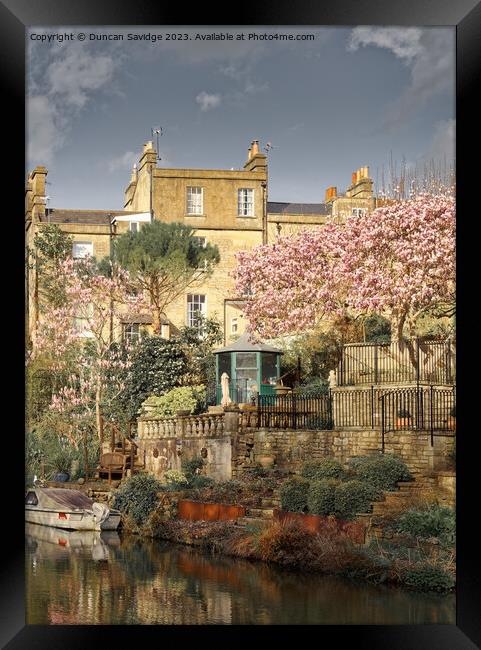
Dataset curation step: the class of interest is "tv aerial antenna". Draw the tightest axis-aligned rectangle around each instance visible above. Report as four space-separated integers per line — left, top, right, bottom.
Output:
151 126 163 161
264 142 277 154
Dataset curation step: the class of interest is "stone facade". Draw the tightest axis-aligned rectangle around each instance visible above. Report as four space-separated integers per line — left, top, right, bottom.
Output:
25 143 378 345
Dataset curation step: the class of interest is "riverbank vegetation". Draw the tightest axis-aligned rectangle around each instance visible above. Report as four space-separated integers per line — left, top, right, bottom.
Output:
111 458 455 594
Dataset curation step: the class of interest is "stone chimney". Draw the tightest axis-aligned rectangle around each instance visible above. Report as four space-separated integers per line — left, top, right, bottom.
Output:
244 139 267 173
138 140 157 173
325 186 337 202
124 164 138 209
350 165 373 199
27 166 48 222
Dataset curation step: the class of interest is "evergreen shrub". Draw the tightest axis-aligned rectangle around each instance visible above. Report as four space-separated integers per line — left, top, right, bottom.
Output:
402 564 455 592
113 474 163 525
333 480 381 520
301 459 346 481
349 454 412 491
307 479 338 515
393 505 455 546
279 478 309 513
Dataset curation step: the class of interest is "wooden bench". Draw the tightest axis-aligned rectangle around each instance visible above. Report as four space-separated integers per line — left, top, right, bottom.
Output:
96 452 130 484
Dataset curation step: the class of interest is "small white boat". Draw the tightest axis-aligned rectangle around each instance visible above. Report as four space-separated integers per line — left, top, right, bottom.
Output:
25 487 121 531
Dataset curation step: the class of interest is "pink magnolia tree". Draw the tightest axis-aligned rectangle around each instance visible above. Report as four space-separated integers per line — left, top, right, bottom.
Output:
32 257 149 441
235 194 455 365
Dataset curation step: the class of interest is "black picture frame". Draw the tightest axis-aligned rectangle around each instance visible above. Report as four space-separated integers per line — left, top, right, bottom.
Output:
2 0 479 647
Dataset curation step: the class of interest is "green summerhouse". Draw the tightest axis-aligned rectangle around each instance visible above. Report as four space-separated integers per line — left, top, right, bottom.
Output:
214 332 283 405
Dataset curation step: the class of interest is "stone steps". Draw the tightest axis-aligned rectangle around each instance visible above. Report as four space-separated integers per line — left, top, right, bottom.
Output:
236 516 271 529
245 507 274 519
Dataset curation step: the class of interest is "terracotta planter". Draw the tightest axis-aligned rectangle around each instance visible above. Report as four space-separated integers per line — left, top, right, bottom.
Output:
396 417 412 428
176 410 191 417
274 386 291 396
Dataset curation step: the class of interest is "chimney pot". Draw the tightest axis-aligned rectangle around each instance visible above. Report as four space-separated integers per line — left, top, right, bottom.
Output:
352 172 357 185
251 140 259 157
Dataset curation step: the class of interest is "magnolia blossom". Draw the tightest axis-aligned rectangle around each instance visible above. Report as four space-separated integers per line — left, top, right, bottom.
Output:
235 194 455 341
32 258 148 438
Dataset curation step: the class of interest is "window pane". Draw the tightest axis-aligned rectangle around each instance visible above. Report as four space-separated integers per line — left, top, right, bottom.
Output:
187 294 206 327
237 189 254 216
187 187 203 215
261 353 277 385
218 353 231 378
235 369 258 383
236 352 257 369
72 241 93 258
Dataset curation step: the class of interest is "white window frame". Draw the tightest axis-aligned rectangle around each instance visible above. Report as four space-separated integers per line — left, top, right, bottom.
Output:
351 207 367 217
231 317 239 335
72 241 93 259
237 188 254 217
129 221 139 233
187 187 204 215
123 322 141 342
186 294 207 329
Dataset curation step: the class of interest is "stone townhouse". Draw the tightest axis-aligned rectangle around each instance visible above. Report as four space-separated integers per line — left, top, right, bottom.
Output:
25 140 379 346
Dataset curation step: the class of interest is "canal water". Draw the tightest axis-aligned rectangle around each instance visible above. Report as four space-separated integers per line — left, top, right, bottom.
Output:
25 523 455 625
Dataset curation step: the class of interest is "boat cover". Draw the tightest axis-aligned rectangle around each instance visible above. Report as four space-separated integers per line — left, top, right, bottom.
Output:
35 488 94 510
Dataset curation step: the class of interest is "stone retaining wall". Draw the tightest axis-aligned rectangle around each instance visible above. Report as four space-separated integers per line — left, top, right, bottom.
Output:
233 426 455 479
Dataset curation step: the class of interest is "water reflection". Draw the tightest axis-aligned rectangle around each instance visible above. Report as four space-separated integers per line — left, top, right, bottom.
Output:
25 523 455 625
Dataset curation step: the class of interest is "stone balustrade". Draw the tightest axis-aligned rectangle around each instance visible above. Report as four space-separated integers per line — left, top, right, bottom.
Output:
138 413 225 440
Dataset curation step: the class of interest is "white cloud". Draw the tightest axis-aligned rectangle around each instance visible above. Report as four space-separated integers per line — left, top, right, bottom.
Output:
27 95 63 165
348 27 424 63
347 27 454 125
47 44 116 108
27 40 118 166
108 151 138 173
195 91 222 111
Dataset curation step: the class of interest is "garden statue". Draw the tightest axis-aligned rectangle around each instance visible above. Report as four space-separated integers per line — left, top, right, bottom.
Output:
221 372 232 407
328 369 337 388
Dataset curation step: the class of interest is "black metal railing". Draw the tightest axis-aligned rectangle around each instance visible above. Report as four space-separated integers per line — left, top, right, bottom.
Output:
330 386 385 429
337 337 455 386
256 393 333 430
380 385 456 450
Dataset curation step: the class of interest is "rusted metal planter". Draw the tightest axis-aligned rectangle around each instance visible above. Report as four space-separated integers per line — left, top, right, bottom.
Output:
273 509 367 545
177 500 245 522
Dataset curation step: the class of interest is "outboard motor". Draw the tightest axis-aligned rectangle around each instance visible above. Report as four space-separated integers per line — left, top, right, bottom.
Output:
92 502 110 526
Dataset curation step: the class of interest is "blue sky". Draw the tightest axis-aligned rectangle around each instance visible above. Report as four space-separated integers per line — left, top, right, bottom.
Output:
27 26 455 209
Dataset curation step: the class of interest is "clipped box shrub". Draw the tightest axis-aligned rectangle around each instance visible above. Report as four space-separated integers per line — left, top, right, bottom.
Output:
333 480 381 520
394 505 455 546
188 475 215 489
301 459 346 481
141 385 206 418
280 478 310 513
349 454 412 491
307 479 338 515
402 563 455 592
113 474 163 525
163 469 189 489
